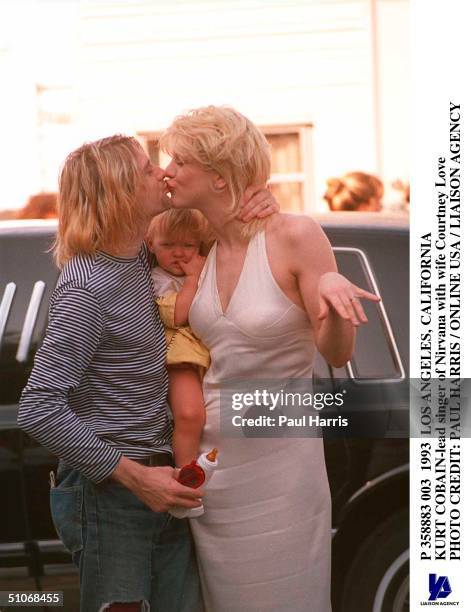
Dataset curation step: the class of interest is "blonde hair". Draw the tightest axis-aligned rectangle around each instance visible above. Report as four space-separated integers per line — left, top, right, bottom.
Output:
147 209 211 249
54 135 144 266
324 171 384 212
160 106 271 238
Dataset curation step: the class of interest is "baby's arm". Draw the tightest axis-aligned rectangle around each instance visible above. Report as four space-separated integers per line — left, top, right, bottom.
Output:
174 254 206 326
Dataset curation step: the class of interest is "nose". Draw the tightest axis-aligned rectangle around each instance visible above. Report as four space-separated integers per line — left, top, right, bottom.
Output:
164 160 176 178
173 245 185 258
155 166 165 181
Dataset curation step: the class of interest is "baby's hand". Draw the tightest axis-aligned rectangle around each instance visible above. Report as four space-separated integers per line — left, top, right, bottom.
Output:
179 254 206 279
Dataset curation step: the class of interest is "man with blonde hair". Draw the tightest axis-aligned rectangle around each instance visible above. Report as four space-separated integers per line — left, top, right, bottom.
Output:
19 135 205 612
19 134 276 612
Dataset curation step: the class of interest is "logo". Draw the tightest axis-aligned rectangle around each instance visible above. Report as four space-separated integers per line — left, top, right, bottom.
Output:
429 574 452 601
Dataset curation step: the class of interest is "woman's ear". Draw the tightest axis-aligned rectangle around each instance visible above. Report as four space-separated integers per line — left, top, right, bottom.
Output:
212 175 227 192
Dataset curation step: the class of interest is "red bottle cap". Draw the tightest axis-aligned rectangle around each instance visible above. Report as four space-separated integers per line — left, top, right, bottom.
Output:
178 460 206 488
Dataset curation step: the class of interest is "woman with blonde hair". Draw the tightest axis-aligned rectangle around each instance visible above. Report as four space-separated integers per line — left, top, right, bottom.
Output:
324 171 384 212
161 106 379 611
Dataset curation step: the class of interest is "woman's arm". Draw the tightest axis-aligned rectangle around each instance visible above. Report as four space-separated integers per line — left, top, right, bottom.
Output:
284 216 379 367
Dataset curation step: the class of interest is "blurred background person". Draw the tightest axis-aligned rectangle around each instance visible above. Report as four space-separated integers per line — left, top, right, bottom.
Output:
16 192 58 219
324 171 383 212
391 178 410 212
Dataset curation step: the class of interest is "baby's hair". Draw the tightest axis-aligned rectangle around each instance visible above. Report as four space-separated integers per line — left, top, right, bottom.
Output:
147 209 211 247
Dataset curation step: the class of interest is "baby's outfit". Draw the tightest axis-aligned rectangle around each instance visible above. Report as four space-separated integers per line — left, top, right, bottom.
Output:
151 267 210 377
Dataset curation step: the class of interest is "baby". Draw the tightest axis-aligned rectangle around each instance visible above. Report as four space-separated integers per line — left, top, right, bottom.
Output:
147 208 210 467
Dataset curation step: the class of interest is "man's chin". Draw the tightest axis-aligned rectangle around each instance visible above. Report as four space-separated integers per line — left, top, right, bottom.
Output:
168 196 190 209
159 195 172 211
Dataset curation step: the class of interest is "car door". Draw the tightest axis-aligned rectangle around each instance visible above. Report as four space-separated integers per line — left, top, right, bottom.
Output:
319 223 409 512
0 224 79 600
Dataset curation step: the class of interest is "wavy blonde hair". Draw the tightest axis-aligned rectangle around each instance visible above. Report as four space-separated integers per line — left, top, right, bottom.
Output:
147 208 212 251
160 106 271 238
54 135 144 266
324 171 384 212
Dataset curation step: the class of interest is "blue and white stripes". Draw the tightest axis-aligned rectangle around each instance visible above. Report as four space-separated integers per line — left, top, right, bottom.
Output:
18 246 172 483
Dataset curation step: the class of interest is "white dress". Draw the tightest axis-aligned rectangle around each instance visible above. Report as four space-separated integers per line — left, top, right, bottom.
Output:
189 231 332 612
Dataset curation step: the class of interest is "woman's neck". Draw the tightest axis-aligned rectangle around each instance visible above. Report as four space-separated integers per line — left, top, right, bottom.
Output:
198 195 248 248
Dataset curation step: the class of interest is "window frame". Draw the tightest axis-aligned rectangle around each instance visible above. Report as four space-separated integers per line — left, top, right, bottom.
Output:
261 123 314 213
333 246 406 384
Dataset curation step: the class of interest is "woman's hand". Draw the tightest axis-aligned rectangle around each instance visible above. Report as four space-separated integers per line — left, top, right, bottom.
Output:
318 272 380 327
238 185 279 222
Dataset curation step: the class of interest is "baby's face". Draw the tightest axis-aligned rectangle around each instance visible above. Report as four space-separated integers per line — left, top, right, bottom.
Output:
150 233 200 276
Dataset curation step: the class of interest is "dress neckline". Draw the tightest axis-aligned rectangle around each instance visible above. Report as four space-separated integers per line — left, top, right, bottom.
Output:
213 233 256 316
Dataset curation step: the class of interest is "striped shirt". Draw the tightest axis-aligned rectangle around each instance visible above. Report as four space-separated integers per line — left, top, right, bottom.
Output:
18 246 172 483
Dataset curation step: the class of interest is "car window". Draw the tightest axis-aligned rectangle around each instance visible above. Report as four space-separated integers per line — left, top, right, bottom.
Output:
333 248 405 381
0 229 58 404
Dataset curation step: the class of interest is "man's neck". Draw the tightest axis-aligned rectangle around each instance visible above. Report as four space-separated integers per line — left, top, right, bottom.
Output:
113 240 142 258
106 218 150 258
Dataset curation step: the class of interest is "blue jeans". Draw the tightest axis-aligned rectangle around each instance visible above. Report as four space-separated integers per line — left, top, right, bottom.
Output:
50 462 202 612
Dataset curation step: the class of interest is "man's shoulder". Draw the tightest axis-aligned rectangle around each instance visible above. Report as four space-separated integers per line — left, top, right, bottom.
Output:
52 254 101 308
58 253 95 285
55 252 121 301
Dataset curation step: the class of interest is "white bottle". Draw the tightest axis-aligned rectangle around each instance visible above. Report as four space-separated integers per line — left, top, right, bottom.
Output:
169 449 218 519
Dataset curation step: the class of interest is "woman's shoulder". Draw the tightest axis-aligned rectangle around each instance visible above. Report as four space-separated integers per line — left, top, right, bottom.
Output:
266 213 325 245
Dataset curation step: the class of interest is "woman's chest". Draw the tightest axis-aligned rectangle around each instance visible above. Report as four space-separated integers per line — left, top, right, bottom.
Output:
214 246 248 314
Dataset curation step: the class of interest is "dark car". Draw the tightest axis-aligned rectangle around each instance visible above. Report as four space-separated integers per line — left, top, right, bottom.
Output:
0 215 409 612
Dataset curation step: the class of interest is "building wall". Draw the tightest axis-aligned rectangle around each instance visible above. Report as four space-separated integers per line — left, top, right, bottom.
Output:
77 0 379 211
376 0 409 190
0 0 409 212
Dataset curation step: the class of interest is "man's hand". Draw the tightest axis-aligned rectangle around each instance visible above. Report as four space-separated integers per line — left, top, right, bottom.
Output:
238 185 279 222
111 456 203 513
